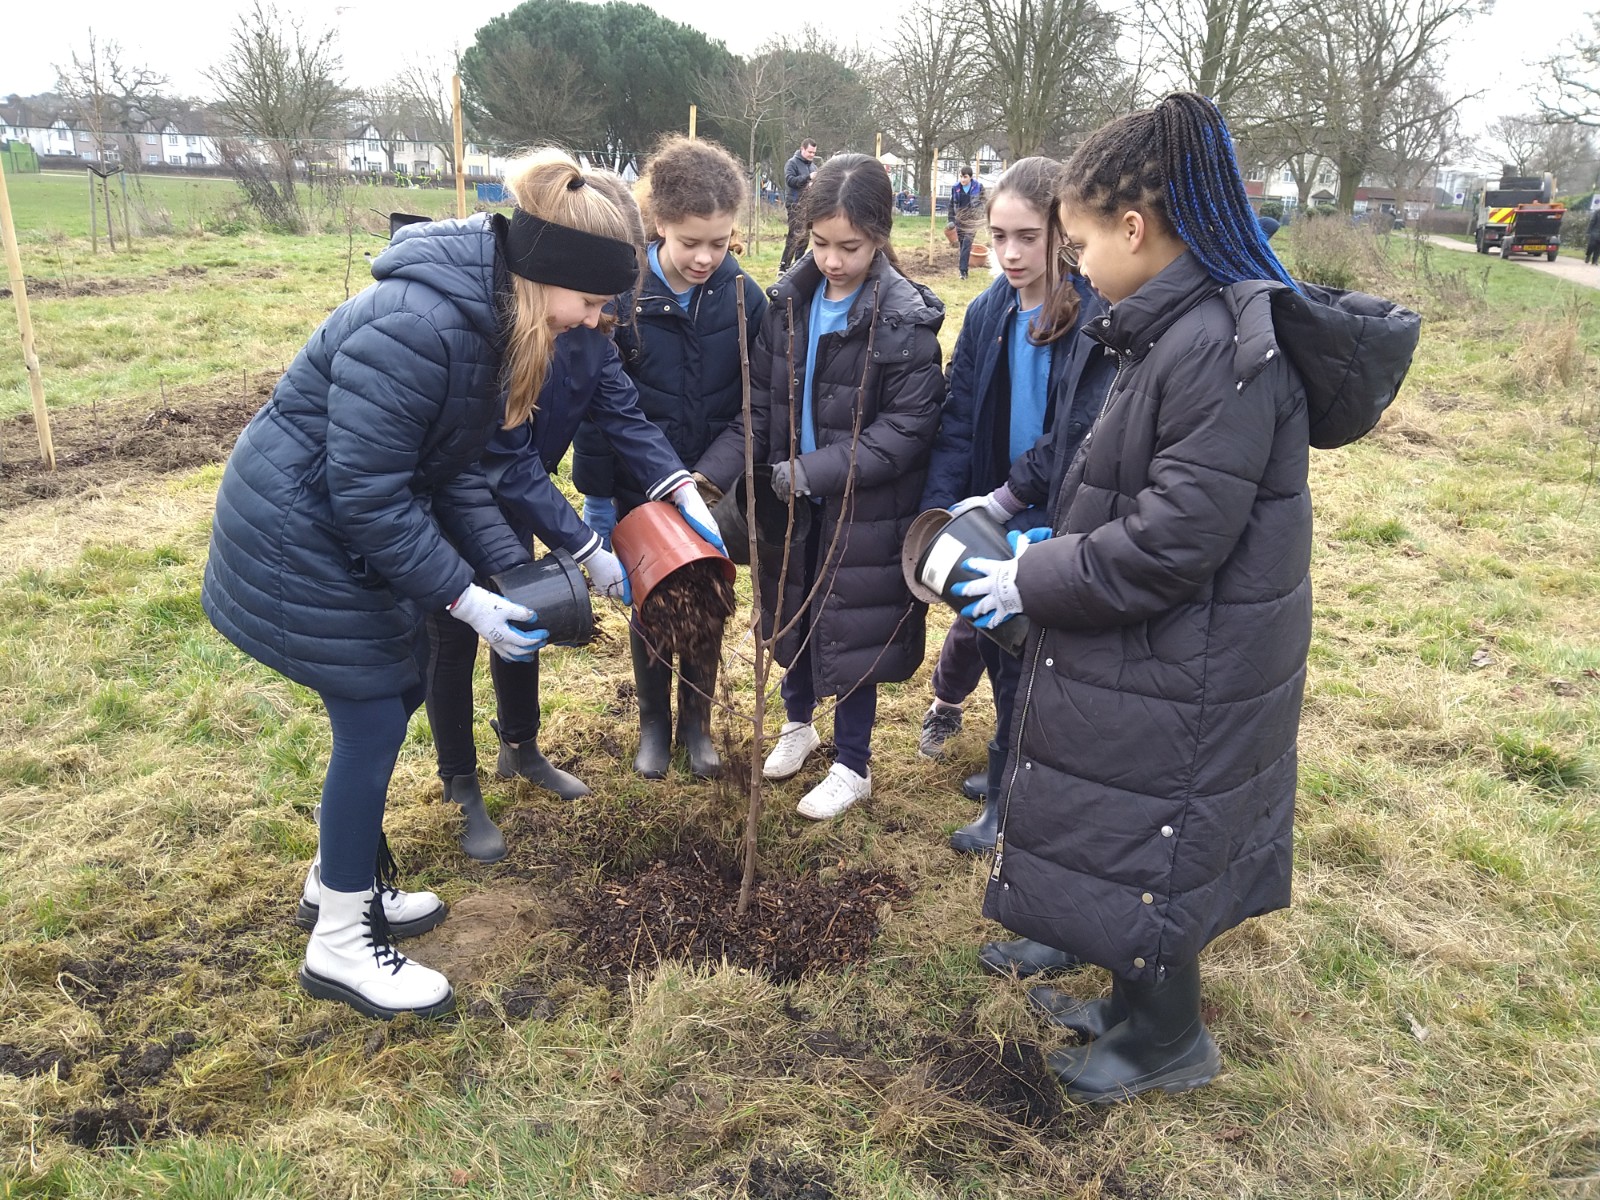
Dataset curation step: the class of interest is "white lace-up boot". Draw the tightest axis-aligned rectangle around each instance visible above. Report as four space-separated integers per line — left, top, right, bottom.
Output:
762 721 821 780
299 887 454 1020
796 762 872 820
295 828 446 938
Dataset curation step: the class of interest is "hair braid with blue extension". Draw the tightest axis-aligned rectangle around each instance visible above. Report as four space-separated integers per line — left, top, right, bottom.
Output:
1063 92 1297 291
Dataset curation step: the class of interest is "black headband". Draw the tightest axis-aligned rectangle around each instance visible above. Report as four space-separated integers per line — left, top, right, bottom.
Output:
497 209 638 296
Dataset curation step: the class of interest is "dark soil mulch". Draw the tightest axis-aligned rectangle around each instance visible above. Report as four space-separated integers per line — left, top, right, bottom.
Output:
104 1032 199 1097
0 1043 75 1081
52 1101 170 1149
572 844 907 983
0 264 215 301
712 1155 836 1199
919 1033 1064 1129
0 384 272 510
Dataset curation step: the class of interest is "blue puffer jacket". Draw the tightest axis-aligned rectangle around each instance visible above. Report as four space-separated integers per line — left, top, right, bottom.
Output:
570 249 767 512
202 214 529 701
921 274 1111 512
482 322 690 555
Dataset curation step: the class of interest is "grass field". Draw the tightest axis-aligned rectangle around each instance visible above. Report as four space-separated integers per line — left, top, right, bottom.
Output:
1 177 1598 1198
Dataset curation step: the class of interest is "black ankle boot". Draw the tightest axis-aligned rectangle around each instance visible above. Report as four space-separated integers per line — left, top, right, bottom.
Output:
1028 977 1128 1039
950 741 1007 854
630 628 673 779
676 647 722 779
440 773 507 863
491 719 589 800
978 937 1082 979
1047 958 1220 1102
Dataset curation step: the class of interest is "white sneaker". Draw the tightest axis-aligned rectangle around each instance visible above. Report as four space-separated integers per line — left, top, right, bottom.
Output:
299 886 454 1020
762 721 821 780
796 763 872 820
297 855 446 940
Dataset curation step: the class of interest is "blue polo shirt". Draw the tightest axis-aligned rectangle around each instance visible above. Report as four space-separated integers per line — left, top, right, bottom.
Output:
1008 303 1051 462
801 281 862 454
648 242 694 310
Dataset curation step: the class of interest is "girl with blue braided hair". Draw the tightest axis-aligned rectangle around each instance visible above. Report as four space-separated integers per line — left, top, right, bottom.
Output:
955 93 1419 1102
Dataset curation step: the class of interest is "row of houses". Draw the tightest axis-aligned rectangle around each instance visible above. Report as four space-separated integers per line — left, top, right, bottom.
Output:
0 98 516 179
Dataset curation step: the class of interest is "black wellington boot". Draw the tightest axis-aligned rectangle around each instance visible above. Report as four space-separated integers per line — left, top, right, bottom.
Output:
961 773 986 802
1028 976 1128 1039
1047 958 1220 1103
630 627 673 780
676 646 723 779
492 719 589 800
978 937 1083 979
440 773 507 863
950 741 1007 854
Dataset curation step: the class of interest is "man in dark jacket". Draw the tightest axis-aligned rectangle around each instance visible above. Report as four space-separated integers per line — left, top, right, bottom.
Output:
948 167 984 279
779 139 818 275
1586 204 1600 264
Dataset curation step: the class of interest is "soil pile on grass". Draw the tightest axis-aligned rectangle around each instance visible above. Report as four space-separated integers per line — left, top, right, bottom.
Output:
635 558 735 665
573 845 906 982
713 1156 836 1199
0 386 269 510
919 1033 1063 1129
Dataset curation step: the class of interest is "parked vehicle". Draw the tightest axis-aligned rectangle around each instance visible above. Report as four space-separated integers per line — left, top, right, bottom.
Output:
1471 168 1563 261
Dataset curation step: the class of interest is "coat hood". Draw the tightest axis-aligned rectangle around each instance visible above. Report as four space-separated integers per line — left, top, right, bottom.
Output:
770 251 945 338
372 213 504 343
1227 278 1421 450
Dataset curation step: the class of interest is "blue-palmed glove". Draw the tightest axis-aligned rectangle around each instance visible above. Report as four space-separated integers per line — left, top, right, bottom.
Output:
581 495 616 548
671 478 727 555
448 583 548 661
575 542 631 604
952 528 1049 629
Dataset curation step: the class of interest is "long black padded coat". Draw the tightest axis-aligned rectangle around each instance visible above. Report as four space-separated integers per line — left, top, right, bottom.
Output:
696 252 946 695
202 214 530 701
984 251 1420 984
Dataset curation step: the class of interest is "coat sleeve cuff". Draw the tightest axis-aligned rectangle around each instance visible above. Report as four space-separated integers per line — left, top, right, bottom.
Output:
646 469 692 501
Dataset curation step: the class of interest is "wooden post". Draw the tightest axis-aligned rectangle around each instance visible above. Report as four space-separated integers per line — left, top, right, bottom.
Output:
451 73 467 219
120 171 132 249
875 132 882 159
689 104 698 139
929 151 938 260
88 169 98 254
0 156 56 469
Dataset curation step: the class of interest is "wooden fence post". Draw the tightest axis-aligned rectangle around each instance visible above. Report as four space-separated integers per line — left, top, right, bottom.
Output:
0 156 55 469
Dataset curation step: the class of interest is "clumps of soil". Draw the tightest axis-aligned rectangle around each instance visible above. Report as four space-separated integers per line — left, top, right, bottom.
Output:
919 1033 1063 1129
712 1155 836 1199
0 383 273 511
0 265 216 301
0 1043 74 1080
52 1101 170 1149
635 559 735 666
105 1032 198 1097
466 977 553 1022
573 845 907 983
57 953 183 1013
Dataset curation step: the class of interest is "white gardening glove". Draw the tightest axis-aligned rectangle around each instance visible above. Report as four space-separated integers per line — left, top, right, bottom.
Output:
948 491 1012 524
671 478 727 555
952 528 1050 629
576 543 631 603
447 583 548 661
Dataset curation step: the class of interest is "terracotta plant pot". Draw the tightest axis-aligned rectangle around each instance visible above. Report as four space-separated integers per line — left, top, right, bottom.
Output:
491 551 594 647
612 501 736 609
945 223 959 247
970 243 990 267
901 507 1030 657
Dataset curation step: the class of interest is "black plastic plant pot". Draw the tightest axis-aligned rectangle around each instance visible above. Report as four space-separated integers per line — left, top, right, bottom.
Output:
900 508 1031 658
711 463 812 567
490 551 594 648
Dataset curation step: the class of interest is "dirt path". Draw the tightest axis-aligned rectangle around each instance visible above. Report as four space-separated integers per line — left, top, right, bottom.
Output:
1425 234 1600 290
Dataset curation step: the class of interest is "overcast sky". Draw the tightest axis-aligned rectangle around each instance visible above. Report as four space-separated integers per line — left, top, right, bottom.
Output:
8 0 1551 171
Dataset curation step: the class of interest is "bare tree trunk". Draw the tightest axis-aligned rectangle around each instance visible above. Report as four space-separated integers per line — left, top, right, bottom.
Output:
101 177 118 253
737 283 766 915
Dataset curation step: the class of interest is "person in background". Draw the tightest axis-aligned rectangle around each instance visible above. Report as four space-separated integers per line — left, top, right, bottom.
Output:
920 157 1115 861
1258 214 1281 240
697 154 946 820
424 160 726 860
200 151 640 1021
574 135 767 780
955 93 1416 1102
780 138 819 275
949 167 985 279
1585 204 1600 264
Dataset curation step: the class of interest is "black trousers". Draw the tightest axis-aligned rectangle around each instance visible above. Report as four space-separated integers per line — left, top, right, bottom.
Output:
781 201 810 270
424 610 543 778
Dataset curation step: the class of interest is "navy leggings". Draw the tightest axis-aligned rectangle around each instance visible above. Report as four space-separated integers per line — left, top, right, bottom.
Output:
315 682 425 893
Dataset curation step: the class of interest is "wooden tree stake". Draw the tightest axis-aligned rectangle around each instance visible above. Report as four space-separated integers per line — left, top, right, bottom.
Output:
0 156 55 469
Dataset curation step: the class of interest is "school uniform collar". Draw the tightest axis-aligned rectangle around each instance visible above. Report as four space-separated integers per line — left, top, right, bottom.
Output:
1084 250 1221 360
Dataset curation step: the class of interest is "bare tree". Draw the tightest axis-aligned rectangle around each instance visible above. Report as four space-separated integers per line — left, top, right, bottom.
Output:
357 84 414 173
1543 15 1600 126
972 0 1113 159
207 1 355 231
700 55 788 250
54 32 169 169
1481 113 1595 186
1374 74 1464 200
393 57 460 175
1283 0 1479 213
876 5 970 208
1131 0 1287 116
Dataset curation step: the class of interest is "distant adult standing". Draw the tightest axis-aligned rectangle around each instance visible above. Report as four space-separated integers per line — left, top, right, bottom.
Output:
780 138 819 274
949 167 985 279
1585 204 1600 265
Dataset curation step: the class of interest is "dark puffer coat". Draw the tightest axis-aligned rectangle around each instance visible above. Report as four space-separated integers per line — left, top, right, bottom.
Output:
570 249 767 512
696 252 946 695
202 214 529 701
984 251 1420 983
